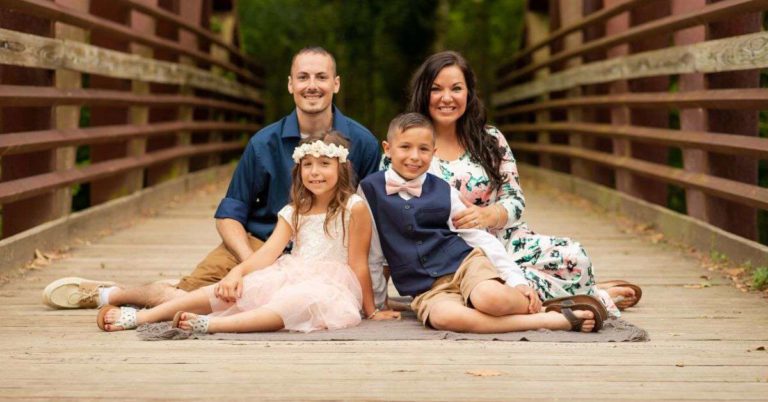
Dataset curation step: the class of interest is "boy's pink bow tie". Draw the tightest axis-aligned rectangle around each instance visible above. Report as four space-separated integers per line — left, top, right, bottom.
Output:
385 178 422 197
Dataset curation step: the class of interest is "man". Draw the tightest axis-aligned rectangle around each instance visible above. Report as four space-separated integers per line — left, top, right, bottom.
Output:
42 47 384 309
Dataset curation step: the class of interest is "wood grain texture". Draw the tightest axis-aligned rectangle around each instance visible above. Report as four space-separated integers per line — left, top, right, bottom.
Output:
0 179 766 400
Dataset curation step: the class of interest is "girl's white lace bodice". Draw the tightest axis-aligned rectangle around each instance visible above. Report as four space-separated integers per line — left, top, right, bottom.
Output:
277 195 363 264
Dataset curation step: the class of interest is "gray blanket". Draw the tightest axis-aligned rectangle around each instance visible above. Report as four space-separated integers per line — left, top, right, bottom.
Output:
137 313 649 342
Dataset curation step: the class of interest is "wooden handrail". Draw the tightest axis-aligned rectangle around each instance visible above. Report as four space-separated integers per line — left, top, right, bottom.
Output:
499 123 768 158
115 0 263 74
0 122 261 156
0 0 263 88
496 89 768 115
493 30 768 105
0 85 263 113
497 0 645 77
497 0 768 89
0 142 244 204
0 27 262 103
507 142 768 211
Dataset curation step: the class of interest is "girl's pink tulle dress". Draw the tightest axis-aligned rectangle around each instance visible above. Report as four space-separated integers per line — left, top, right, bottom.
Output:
206 195 364 332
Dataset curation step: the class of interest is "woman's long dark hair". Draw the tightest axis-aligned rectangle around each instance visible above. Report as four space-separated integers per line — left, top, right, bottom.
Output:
407 51 506 191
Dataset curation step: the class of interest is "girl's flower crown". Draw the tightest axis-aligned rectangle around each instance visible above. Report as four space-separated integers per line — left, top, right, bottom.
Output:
292 140 349 163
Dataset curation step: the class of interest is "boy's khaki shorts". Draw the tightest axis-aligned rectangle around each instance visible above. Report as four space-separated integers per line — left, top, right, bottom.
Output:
176 234 264 291
411 248 503 327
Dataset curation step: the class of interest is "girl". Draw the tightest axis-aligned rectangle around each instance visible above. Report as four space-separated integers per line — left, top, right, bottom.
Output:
98 132 400 334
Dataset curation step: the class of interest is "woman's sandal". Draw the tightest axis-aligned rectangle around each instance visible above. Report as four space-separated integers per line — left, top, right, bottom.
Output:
598 280 643 310
97 305 137 331
543 295 608 332
172 311 210 334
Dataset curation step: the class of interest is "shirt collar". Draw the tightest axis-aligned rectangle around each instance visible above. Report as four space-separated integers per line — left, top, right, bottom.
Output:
385 168 427 186
281 105 350 140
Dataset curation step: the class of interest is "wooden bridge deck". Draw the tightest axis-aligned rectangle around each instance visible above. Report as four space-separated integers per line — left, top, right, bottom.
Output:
1 180 767 401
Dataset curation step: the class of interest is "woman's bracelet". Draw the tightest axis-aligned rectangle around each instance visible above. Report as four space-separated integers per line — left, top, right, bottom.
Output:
367 308 380 320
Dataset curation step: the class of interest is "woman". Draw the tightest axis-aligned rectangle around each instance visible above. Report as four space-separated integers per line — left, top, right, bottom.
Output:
387 51 640 316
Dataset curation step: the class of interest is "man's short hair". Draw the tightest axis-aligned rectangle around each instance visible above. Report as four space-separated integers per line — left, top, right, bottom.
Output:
290 46 337 76
386 112 435 142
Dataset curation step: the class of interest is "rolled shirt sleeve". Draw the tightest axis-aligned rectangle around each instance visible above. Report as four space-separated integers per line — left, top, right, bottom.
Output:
447 187 528 287
214 142 266 226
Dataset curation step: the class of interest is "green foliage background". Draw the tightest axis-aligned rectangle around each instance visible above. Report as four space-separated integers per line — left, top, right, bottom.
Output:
237 0 526 138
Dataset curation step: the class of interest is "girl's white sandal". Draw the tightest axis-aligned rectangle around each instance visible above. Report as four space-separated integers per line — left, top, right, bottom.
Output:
97 305 137 331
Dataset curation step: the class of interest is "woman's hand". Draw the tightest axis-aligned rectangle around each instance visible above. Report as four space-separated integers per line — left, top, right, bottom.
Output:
368 309 401 321
215 267 244 303
452 197 495 230
514 284 542 314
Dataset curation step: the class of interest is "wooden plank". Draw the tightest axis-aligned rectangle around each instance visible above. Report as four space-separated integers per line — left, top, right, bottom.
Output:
508 141 768 210
497 0 768 88
0 27 262 103
497 88 768 116
497 0 646 77
0 142 242 204
1 162 768 400
0 0 262 88
113 0 262 73
499 122 768 158
0 84 264 112
493 30 768 105
673 0 711 233
0 121 260 155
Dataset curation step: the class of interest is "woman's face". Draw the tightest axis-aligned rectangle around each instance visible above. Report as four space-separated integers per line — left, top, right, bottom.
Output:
428 65 468 129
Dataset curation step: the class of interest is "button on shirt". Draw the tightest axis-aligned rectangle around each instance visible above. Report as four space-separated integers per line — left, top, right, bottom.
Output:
359 169 528 288
215 106 381 241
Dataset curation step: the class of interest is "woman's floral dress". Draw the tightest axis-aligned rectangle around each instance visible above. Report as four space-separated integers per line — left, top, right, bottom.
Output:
382 126 619 317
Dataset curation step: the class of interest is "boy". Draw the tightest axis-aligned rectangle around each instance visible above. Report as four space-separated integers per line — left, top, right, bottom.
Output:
359 113 599 333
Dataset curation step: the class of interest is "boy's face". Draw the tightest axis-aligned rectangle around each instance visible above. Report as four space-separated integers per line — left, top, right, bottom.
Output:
382 127 435 181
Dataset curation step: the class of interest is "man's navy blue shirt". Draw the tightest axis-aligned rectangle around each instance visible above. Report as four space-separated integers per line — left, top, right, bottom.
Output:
214 106 381 241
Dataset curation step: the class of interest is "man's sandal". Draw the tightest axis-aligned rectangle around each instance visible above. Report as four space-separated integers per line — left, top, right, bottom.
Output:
172 311 210 334
97 305 137 332
598 280 643 310
543 295 607 332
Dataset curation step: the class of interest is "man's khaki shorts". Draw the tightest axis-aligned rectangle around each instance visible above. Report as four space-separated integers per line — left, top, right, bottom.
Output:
176 234 264 291
410 248 502 327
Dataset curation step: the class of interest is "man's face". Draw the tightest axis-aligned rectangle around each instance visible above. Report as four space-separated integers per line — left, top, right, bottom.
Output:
382 127 436 181
288 52 340 116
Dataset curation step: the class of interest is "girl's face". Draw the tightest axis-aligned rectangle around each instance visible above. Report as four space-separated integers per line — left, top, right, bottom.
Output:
428 65 468 129
300 155 339 198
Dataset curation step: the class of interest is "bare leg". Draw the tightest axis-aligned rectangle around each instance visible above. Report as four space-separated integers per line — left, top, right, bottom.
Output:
468 280 530 316
103 287 213 331
427 300 595 333
107 282 188 308
177 309 284 333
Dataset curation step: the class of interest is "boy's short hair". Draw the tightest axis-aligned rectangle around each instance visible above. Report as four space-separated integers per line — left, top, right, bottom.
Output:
386 112 435 142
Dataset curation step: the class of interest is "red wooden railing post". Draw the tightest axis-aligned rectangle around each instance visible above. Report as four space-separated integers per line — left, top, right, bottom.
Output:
705 2 760 241
89 2 135 206
672 0 710 221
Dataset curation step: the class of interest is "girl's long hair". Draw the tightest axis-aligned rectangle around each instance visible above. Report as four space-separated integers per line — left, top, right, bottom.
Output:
289 131 356 243
407 50 506 191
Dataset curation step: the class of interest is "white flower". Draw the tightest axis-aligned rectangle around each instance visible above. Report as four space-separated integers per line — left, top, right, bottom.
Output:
291 140 350 163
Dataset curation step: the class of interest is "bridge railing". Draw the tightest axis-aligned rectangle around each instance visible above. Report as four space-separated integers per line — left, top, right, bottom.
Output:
0 0 263 239
493 0 768 247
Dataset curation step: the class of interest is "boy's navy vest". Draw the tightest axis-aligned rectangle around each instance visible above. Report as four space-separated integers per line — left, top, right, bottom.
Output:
360 172 473 296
